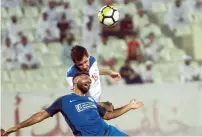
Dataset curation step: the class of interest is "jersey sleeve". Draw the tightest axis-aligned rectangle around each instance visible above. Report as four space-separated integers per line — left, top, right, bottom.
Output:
45 97 62 117
97 104 107 118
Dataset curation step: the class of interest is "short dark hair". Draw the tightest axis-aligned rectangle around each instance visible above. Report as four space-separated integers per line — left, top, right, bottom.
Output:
71 45 89 63
72 72 90 82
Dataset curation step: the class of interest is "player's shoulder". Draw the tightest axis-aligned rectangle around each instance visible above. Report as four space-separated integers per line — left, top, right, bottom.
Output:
66 65 79 77
60 94 76 101
89 56 97 68
90 56 96 63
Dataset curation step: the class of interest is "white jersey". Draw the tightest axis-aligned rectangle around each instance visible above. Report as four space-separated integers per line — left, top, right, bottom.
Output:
66 56 101 101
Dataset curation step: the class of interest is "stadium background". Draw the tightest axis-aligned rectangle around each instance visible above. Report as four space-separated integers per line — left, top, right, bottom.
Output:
1 0 202 136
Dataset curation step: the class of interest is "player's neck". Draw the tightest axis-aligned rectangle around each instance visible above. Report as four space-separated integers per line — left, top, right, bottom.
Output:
74 87 85 96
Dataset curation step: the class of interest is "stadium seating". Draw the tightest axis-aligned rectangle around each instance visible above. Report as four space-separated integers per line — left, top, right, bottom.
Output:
1 0 201 92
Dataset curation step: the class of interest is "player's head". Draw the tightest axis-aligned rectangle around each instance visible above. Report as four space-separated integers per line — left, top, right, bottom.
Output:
71 45 90 72
73 72 91 94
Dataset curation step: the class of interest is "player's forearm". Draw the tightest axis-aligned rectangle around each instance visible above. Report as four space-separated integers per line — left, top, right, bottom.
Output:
99 68 113 75
15 111 47 130
104 104 132 120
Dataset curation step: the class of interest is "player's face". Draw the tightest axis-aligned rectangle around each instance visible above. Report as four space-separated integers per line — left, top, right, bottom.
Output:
75 55 90 72
77 75 91 94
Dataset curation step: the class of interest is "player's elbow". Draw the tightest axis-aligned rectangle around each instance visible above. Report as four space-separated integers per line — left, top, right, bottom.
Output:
33 111 48 122
103 113 116 120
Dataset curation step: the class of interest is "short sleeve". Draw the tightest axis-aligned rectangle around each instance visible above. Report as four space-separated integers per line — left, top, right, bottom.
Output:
45 97 62 117
97 104 107 118
90 97 107 118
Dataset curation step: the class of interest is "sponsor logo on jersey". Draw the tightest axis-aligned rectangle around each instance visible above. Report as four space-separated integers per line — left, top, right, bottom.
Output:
75 102 97 112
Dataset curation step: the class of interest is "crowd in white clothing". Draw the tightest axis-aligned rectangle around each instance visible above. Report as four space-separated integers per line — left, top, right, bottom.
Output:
1 0 202 84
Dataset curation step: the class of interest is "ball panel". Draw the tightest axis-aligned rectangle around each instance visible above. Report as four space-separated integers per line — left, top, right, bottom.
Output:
102 7 113 16
98 12 104 22
113 10 119 22
98 5 120 26
103 18 114 26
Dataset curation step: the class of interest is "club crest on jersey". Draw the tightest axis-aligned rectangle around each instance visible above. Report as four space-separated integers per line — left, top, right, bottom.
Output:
91 73 98 82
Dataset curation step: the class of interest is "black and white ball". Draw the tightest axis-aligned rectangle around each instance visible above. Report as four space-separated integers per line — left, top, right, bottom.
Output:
98 5 119 26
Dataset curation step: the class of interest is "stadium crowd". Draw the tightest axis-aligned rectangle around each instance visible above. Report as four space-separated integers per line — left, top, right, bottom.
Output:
1 0 202 91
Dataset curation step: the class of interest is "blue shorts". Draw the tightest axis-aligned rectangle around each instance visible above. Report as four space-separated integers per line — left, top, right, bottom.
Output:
106 125 129 136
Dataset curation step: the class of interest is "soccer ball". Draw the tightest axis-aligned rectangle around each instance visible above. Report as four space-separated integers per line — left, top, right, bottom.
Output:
98 5 119 26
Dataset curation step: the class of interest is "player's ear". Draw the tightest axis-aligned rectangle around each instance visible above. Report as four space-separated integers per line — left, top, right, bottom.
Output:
73 77 79 85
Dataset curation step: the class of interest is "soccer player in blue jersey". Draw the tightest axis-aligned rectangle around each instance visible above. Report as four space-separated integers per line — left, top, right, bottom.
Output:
66 45 121 112
3 72 144 136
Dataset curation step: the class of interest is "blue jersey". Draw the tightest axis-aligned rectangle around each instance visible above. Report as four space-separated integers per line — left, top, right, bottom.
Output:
45 93 109 136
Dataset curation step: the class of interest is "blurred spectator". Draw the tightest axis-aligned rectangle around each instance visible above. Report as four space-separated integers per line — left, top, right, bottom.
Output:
1 38 16 70
81 21 97 54
82 0 97 19
1 0 21 8
61 33 74 67
16 36 34 61
22 0 41 7
120 14 134 37
102 14 135 38
97 36 117 70
141 60 154 83
185 0 202 15
18 51 40 70
57 13 71 42
57 2 73 23
119 60 143 84
82 0 100 38
7 15 23 45
36 12 60 43
140 0 152 11
104 0 114 5
166 0 190 31
41 0 59 24
140 0 168 11
133 8 150 29
116 0 137 19
179 56 199 83
139 23 160 39
127 33 143 62
102 24 120 38
143 32 163 62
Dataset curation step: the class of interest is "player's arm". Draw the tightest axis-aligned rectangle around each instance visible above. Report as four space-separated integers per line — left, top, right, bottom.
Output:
66 76 74 91
103 99 144 120
3 110 50 136
98 67 121 81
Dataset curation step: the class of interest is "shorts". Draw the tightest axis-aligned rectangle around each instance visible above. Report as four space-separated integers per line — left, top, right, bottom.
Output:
106 125 129 136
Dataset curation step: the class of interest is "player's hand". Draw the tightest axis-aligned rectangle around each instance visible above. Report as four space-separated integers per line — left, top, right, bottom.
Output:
109 71 121 82
3 126 19 136
129 99 144 109
1 129 5 136
103 102 114 112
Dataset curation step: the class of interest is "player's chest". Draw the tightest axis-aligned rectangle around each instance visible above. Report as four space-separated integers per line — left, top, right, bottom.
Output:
67 98 97 113
89 66 100 84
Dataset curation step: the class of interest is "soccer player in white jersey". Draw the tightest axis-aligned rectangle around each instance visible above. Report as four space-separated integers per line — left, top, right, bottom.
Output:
66 45 121 107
